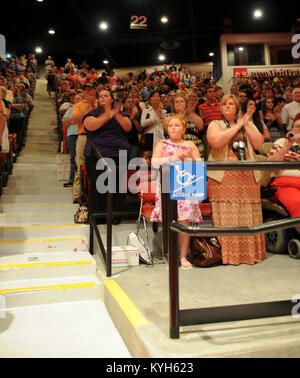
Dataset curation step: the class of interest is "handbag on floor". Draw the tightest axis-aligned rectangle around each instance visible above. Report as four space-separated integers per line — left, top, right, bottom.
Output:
190 237 222 267
74 206 89 224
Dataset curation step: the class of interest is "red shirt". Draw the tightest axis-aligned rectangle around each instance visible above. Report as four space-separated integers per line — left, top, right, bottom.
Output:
199 100 222 128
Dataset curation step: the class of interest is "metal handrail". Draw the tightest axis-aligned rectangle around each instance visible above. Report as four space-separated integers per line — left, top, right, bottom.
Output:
205 161 300 170
170 217 300 237
89 144 113 277
89 143 139 277
162 160 300 339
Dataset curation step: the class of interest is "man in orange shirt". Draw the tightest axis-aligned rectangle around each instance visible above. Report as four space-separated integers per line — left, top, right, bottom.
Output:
69 84 97 203
86 68 99 84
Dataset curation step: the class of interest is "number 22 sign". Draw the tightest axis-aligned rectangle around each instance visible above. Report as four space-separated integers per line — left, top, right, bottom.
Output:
130 15 148 30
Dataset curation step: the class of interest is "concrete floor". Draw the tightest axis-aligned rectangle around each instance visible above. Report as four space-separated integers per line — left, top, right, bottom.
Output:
0 300 132 358
95 223 300 358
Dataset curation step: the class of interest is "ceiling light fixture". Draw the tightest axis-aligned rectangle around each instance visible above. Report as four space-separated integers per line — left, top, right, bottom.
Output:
254 9 263 18
99 22 108 31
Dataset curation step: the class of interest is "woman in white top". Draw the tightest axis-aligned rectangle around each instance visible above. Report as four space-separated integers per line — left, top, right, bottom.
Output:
140 91 167 152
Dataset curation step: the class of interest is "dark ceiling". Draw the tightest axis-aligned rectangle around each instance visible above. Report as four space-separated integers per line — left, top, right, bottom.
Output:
2 0 300 70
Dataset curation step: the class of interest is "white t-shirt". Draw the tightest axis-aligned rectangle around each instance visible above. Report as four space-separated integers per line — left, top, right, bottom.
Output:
281 101 300 131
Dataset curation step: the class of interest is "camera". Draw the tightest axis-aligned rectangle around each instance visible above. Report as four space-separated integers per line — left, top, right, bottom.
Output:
232 141 246 161
289 133 300 139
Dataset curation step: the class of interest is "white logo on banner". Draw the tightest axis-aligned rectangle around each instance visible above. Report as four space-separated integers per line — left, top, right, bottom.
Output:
173 165 203 194
0 35 6 59
292 294 300 319
292 34 300 60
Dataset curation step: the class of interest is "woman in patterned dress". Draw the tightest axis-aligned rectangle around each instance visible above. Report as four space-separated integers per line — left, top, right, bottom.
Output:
151 116 203 270
206 94 266 266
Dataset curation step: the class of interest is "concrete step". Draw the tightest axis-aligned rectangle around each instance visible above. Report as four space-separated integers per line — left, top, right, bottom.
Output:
0 224 89 242
26 137 58 146
0 236 88 256
13 163 57 172
19 151 57 157
3 187 72 195
11 169 58 177
17 156 57 164
28 116 56 121
21 144 57 150
18 150 58 156
0 252 96 281
24 137 56 142
25 136 58 142
23 138 56 142
0 274 101 309
0 203 78 213
26 130 56 135
0 194 72 204
6 181 67 188
0 211 75 226
28 119 56 123
0 300 131 358
7 175 59 184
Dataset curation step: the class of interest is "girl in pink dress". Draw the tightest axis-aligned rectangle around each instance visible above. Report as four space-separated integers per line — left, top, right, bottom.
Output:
151 116 203 270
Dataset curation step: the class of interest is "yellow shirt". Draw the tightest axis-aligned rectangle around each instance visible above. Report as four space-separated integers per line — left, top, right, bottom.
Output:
71 100 97 135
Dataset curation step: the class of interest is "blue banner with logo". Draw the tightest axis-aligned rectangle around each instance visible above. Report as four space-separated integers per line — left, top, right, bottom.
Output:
170 162 207 201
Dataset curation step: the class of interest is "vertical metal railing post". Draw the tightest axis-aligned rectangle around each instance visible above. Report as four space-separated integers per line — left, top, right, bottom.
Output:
168 196 180 339
161 164 170 258
161 164 181 338
106 190 113 278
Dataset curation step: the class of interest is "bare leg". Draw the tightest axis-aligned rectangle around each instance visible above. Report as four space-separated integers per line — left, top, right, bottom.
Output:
179 220 192 270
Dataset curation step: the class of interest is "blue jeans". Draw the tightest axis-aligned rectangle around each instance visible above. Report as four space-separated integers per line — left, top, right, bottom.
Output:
67 134 78 183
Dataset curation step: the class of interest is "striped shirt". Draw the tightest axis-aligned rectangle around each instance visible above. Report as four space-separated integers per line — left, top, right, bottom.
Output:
198 100 222 128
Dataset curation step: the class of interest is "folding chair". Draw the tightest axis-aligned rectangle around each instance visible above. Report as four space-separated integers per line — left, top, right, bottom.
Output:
128 177 158 265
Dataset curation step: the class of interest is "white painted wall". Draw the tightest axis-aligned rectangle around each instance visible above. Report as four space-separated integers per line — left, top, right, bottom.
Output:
217 33 300 93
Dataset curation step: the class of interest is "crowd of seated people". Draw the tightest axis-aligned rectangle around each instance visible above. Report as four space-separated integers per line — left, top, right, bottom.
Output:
1 53 300 266
47 58 300 203
0 54 37 192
